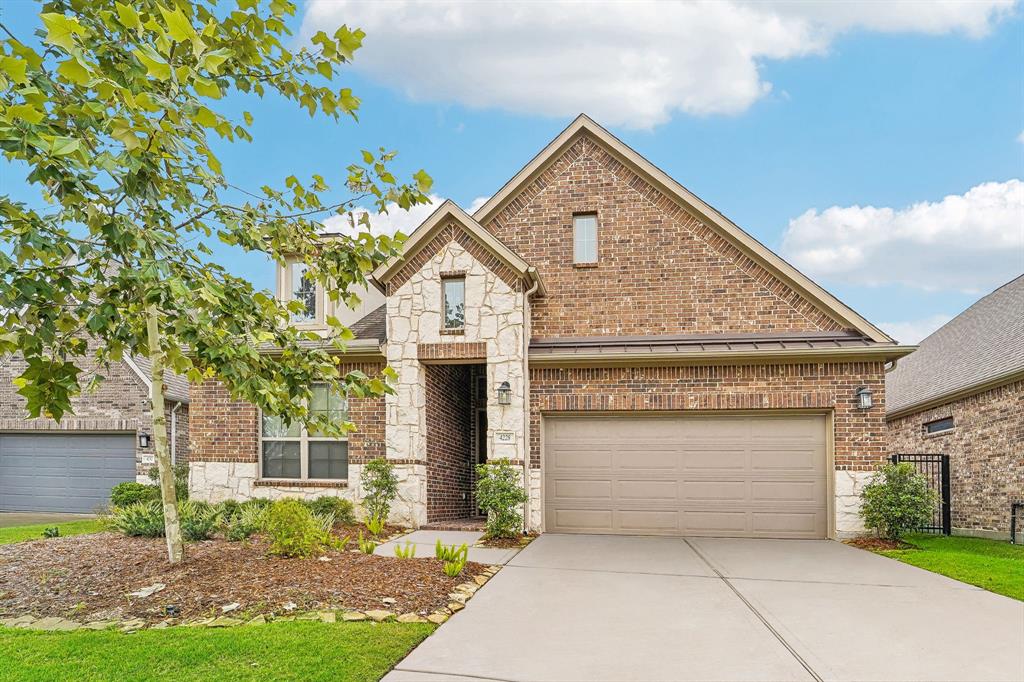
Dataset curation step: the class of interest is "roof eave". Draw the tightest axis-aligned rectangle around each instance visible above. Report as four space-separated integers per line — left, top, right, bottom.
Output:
528 344 916 368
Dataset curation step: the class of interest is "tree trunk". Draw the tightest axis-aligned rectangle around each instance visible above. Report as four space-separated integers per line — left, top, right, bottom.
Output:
146 305 184 563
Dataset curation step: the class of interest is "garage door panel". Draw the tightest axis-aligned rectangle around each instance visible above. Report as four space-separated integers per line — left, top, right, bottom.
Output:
0 433 136 513
544 415 827 539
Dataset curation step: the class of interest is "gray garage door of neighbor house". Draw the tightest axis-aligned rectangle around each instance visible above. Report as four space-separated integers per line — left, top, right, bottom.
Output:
543 414 828 539
0 433 136 513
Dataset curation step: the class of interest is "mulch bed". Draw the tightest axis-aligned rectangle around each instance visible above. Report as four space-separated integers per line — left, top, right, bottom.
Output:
0 531 483 624
478 532 538 549
845 537 918 551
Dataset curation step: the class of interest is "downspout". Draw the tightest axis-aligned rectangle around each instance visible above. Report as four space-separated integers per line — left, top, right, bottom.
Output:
170 402 182 466
521 269 541 534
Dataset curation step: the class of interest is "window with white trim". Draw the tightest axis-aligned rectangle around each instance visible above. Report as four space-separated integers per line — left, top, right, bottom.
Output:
291 262 317 322
261 385 348 480
573 213 598 263
442 277 465 329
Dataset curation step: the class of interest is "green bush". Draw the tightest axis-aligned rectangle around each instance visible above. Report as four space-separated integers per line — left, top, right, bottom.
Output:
264 499 324 558
476 458 528 539
146 463 190 500
110 482 159 508
360 458 398 522
223 502 267 542
179 500 222 541
42 526 60 539
218 499 241 520
860 462 938 541
110 501 165 537
304 496 356 525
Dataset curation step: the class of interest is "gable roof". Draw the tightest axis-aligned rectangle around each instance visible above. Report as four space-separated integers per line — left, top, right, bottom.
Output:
372 200 546 295
886 275 1024 418
124 355 190 404
473 114 895 344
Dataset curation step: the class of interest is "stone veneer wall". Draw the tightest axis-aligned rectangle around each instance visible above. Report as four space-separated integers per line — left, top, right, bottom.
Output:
887 379 1023 540
425 364 474 522
529 362 888 536
386 231 529 527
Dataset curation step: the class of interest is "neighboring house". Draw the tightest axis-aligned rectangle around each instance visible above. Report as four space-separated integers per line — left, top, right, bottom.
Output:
887 275 1024 541
0 347 190 513
190 115 913 539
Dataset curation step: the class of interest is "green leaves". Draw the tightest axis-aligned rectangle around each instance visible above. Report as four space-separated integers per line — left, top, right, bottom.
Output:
49 136 80 156
1 56 28 84
132 46 171 80
56 58 90 85
40 13 87 52
193 77 221 99
158 4 197 43
114 3 141 31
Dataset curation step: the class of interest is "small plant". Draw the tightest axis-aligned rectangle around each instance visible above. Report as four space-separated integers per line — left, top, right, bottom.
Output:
265 499 324 558
223 503 267 542
218 499 241 520
443 556 467 577
110 501 165 537
365 513 386 537
860 462 939 541
311 511 337 536
394 541 416 559
179 500 222 541
42 526 60 539
146 463 190 501
357 530 377 555
305 496 356 525
361 458 399 523
110 482 159 508
435 540 468 563
476 458 528 539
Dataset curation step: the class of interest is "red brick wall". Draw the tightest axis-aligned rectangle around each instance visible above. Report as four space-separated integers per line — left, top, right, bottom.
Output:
189 362 386 466
887 380 1024 535
425 364 474 522
483 133 845 339
529 362 888 470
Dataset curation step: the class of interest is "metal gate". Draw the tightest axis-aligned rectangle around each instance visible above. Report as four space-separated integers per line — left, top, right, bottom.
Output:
890 453 951 535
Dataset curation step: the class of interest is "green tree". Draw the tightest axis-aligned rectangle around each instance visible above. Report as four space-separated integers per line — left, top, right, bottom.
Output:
0 0 431 563
860 462 939 541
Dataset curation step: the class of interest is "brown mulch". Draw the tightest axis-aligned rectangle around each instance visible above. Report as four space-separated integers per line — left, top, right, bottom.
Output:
0 532 482 623
845 537 917 551
478 531 538 549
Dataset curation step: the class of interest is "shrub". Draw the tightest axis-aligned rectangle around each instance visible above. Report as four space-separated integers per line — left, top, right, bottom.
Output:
265 499 324 558
860 462 938 541
179 500 222 541
218 499 241 520
361 458 398 522
476 458 528 539
305 496 356 525
146 463 190 501
110 482 158 508
111 501 165 537
311 511 337 536
365 513 386 537
42 526 60 539
223 503 267 542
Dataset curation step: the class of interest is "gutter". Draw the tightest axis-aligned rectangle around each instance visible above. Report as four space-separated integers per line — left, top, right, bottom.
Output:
170 401 182 465
256 337 385 359
528 345 917 368
521 270 541 534
886 368 1024 421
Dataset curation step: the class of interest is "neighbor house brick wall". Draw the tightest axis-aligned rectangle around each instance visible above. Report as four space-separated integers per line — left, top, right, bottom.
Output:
483 133 845 339
425 363 474 522
529 362 888 470
887 379 1024 536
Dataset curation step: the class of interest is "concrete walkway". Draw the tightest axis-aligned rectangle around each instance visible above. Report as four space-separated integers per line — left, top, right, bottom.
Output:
385 534 1024 682
0 512 95 528
375 530 522 565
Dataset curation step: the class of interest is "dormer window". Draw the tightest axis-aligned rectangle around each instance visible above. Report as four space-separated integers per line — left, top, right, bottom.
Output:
291 263 317 322
573 213 598 264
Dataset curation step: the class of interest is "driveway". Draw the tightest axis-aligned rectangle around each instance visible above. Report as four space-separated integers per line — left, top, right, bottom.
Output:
385 534 1024 682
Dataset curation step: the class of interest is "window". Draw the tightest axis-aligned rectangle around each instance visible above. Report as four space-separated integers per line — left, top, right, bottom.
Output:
261 385 348 480
923 417 954 435
443 277 465 329
291 263 317 322
573 213 598 263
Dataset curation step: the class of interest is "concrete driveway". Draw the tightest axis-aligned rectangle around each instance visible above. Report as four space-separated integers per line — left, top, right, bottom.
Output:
385 534 1024 682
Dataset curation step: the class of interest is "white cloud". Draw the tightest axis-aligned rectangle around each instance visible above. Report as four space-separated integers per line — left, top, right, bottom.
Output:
301 0 1014 129
878 314 954 344
321 194 490 236
780 179 1024 294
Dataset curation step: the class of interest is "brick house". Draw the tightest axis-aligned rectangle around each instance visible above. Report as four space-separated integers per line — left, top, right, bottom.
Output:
887 275 1023 542
189 115 913 539
0 348 190 513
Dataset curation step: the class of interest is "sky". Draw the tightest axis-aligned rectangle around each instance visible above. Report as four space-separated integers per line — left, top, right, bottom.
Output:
3 0 1023 344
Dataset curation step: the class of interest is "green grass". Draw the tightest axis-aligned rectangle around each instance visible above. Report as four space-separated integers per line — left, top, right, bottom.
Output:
0 621 433 681
876 534 1024 601
0 519 106 545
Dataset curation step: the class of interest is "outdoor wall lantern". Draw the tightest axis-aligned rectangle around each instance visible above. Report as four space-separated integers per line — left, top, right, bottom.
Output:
855 386 873 410
496 381 512 406
138 433 151 448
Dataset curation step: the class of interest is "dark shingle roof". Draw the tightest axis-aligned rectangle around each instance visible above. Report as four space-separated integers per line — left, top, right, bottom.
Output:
886 275 1024 415
349 304 386 342
129 355 191 404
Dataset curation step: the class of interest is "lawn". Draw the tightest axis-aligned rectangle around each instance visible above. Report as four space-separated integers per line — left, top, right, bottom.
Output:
0 519 105 545
0 621 433 681
876 534 1024 601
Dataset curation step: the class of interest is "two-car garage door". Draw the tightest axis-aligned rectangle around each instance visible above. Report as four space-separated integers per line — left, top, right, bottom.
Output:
0 433 136 513
543 414 828 539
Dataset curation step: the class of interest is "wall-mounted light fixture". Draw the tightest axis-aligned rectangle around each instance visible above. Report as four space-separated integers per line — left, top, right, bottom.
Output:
855 386 873 410
496 381 512 406
138 433 151 448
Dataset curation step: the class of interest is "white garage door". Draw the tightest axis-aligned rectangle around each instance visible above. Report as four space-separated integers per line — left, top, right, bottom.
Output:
543 414 828 539
0 433 137 513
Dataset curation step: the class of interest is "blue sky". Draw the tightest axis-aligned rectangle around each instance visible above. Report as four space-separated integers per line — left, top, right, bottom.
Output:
3 1 1022 343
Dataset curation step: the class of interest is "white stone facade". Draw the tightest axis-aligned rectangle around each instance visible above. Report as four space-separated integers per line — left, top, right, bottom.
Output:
834 470 875 537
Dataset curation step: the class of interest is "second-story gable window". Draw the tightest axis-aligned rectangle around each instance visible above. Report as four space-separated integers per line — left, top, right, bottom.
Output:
443 277 465 329
573 213 598 264
292 263 317 322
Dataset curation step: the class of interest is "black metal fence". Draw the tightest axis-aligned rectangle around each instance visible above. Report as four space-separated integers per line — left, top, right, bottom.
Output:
890 453 951 535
